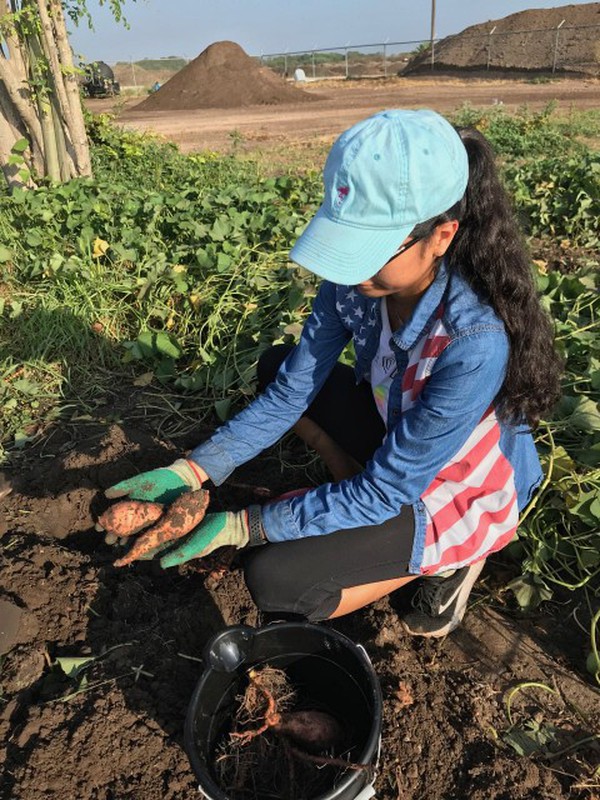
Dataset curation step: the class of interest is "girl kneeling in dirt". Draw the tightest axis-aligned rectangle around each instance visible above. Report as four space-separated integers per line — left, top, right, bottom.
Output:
104 109 562 638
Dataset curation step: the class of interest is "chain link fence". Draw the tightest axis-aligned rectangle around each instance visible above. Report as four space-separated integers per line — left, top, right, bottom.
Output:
260 23 600 80
259 40 426 81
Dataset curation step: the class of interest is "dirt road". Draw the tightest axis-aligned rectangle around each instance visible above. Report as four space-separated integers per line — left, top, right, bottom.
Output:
92 76 600 153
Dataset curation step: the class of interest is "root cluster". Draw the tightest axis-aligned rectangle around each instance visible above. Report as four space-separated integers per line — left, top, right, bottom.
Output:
214 665 364 800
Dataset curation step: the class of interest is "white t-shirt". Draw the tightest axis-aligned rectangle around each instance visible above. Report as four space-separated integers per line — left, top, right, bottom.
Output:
369 298 397 426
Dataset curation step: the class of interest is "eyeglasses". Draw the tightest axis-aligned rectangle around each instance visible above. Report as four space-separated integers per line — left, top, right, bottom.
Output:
383 236 422 266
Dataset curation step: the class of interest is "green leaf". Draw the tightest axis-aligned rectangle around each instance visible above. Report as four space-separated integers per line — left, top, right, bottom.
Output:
55 656 95 679
570 398 600 432
556 396 600 432
508 575 553 609
586 651 600 676
548 445 577 479
573 441 600 468
210 217 231 242
25 230 43 248
195 248 212 268
13 431 32 448
11 138 29 154
502 722 560 757
0 246 13 263
216 252 232 272
136 331 183 360
153 331 182 359
214 398 232 421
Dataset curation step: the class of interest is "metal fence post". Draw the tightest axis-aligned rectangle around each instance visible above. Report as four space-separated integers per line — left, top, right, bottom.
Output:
552 19 566 73
345 46 349 78
312 49 316 79
430 0 436 70
487 26 496 70
383 40 388 77
130 56 137 87
284 52 288 77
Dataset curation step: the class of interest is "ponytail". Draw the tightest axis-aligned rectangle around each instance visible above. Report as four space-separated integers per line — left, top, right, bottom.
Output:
412 127 562 426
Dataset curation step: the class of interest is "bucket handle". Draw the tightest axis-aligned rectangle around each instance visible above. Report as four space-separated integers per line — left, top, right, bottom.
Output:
205 625 256 673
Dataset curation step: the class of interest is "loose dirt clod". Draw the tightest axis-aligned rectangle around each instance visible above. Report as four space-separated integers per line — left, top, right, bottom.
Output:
113 489 210 567
134 41 318 111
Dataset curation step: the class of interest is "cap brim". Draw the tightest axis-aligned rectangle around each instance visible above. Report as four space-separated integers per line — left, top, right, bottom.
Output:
289 206 414 285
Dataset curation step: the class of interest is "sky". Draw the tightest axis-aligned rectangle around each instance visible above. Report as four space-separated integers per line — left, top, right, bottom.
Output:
69 0 596 63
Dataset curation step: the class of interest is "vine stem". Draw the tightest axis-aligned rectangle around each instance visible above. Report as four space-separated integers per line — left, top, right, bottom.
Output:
518 423 555 526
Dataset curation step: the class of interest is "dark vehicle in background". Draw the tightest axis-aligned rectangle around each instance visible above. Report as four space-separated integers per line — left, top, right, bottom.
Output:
81 61 120 98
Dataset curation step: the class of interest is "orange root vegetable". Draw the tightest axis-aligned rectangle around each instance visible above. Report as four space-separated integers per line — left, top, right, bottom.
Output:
274 710 344 754
113 488 210 567
230 668 343 755
98 500 164 538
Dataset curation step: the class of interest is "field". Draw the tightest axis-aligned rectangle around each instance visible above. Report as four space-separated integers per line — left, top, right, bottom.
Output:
1 77 599 799
103 75 600 157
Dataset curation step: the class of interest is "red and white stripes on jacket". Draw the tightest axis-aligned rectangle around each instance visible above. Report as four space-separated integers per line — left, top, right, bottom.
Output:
401 309 519 574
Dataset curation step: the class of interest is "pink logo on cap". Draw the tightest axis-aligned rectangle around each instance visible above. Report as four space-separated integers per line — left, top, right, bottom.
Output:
334 185 350 209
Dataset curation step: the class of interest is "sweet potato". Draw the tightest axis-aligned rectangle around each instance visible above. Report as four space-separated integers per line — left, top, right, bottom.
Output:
273 710 344 753
98 500 164 538
113 488 210 567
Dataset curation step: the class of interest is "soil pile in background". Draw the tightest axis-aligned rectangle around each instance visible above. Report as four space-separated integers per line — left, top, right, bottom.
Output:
406 2 600 76
135 41 317 111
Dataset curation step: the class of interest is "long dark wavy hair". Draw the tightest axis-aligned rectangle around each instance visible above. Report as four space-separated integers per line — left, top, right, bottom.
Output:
411 126 562 426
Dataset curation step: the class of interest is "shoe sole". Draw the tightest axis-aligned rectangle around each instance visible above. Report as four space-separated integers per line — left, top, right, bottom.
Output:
401 559 486 638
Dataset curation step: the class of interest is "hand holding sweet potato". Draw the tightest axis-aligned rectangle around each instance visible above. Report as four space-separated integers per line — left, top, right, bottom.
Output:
97 489 211 567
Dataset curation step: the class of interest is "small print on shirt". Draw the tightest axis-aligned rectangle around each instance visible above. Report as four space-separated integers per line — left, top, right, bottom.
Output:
370 298 397 426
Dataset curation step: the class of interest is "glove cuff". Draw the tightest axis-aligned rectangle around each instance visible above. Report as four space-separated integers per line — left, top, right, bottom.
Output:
247 505 267 547
169 458 204 491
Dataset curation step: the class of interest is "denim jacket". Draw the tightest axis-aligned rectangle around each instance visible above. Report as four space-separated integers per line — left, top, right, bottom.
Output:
191 262 543 573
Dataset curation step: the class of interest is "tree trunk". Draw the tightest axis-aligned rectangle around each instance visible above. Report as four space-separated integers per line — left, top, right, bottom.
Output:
50 99 74 181
0 52 45 157
0 0 93 187
0 78 42 172
48 0 91 176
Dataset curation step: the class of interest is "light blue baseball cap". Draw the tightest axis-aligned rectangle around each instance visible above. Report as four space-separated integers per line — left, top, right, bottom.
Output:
289 109 469 284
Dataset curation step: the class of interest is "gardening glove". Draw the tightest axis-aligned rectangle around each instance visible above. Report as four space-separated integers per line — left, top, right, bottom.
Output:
160 506 266 569
105 458 207 504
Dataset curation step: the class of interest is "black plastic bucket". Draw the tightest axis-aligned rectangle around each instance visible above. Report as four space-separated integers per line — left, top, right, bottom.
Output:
184 622 382 800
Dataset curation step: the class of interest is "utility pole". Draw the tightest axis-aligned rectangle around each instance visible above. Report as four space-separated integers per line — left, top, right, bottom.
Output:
430 0 436 70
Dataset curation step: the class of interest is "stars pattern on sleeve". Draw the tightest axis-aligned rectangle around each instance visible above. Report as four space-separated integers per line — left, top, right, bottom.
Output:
334 286 382 358
335 286 375 333
336 287 379 340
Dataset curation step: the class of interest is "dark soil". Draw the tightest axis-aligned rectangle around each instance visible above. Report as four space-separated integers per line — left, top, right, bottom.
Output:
407 2 600 76
1 416 599 799
135 41 318 112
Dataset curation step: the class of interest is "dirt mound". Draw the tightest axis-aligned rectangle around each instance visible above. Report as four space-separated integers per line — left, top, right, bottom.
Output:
407 2 600 75
135 41 316 111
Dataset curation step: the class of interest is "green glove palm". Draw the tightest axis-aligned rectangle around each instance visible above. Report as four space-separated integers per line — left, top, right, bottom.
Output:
160 509 263 569
106 459 205 504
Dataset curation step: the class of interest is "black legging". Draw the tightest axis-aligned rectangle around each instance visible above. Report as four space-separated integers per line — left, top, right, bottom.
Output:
243 345 415 621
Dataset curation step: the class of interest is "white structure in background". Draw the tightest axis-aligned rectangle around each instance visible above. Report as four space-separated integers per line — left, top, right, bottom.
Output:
293 67 307 82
